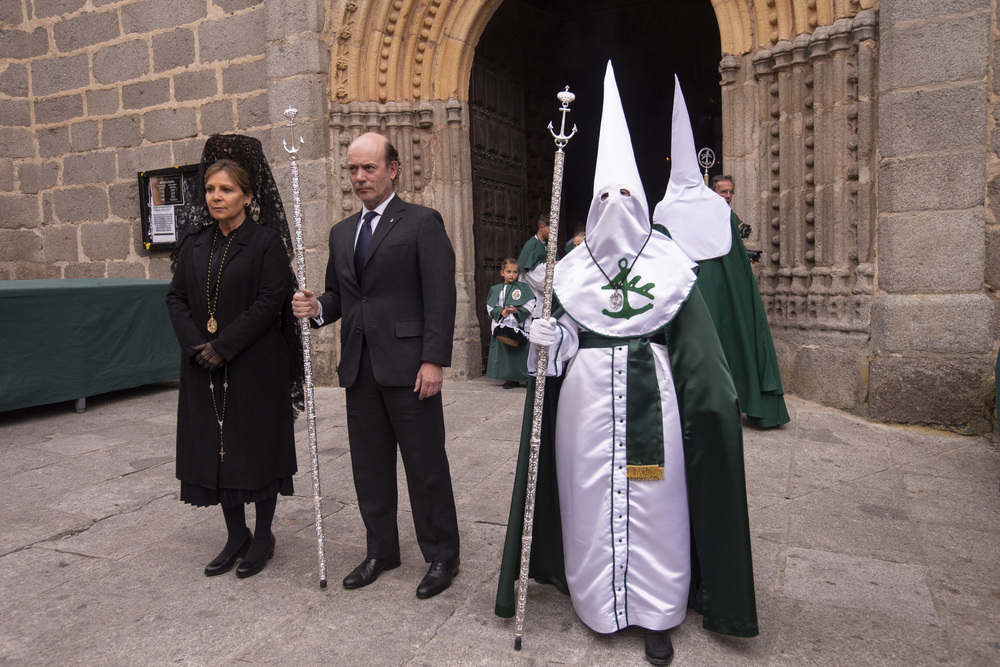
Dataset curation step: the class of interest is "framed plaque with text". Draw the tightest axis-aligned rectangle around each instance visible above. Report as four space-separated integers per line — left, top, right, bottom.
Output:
137 164 201 250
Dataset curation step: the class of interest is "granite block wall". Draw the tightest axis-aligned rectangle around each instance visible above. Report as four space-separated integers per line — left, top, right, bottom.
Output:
0 0 329 285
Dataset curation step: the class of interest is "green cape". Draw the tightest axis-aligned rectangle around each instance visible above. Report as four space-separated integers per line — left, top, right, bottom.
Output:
695 211 789 427
517 235 547 273
494 287 759 638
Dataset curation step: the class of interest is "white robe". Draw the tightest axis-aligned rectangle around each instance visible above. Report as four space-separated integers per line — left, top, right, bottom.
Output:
531 230 698 633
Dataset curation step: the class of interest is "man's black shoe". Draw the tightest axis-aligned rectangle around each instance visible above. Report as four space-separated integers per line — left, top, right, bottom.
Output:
502 381 519 389
415 558 459 599
342 556 401 589
644 629 674 665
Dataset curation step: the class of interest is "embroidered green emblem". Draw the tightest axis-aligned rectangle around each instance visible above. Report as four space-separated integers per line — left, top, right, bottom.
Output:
602 257 655 318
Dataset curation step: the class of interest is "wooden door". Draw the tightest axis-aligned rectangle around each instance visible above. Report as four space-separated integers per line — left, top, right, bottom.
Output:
470 59 531 370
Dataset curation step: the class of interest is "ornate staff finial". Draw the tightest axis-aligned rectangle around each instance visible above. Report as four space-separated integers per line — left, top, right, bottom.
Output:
283 107 304 154
698 147 715 186
547 86 578 152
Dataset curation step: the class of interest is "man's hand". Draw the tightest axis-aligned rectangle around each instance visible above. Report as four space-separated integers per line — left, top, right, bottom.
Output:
194 342 225 371
292 288 319 319
413 362 443 400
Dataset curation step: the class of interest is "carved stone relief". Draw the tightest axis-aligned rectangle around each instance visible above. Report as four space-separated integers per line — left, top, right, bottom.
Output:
742 10 876 336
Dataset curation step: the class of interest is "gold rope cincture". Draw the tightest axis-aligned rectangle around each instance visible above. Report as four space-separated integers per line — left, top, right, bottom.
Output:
205 226 237 334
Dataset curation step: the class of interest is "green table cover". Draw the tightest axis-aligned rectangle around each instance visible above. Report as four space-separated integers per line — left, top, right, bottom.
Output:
0 278 180 412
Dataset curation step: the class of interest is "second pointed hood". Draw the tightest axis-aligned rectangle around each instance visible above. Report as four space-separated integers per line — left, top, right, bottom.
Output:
652 75 732 261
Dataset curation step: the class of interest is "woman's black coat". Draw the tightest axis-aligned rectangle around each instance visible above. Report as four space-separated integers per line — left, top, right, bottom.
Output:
166 220 297 491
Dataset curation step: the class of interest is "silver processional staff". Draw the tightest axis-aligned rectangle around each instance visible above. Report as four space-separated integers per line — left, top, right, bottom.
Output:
514 86 578 651
282 107 328 588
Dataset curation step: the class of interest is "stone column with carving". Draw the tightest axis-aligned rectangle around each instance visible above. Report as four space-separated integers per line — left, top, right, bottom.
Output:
745 11 879 413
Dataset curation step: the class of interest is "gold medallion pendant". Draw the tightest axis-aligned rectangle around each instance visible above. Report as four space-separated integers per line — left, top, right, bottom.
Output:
207 317 218 333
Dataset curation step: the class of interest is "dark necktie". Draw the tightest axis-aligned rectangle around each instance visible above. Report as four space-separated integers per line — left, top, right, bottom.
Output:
354 210 377 286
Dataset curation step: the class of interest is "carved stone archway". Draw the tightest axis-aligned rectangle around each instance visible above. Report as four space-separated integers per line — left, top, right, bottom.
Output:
322 0 877 387
329 0 875 106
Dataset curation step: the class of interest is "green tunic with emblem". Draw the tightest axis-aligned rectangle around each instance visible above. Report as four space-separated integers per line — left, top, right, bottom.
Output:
690 211 789 428
485 280 535 383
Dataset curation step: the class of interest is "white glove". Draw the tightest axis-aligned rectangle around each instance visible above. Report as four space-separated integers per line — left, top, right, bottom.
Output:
528 317 558 347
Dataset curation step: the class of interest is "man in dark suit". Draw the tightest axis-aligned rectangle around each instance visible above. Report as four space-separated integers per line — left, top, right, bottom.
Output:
291 132 460 598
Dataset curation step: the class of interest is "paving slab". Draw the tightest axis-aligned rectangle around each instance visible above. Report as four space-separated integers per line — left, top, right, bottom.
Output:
0 382 998 666
782 547 939 625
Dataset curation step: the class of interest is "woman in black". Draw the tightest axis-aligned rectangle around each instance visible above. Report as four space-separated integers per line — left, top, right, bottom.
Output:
166 134 302 578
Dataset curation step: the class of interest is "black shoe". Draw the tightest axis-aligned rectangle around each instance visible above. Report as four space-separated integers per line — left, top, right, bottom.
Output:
502 381 519 389
235 533 275 579
342 555 401 589
644 629 674 666
204 531 252 577
416 558 460 599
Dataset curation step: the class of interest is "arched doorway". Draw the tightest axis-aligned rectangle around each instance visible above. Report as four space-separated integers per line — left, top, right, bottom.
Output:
469 0 723 368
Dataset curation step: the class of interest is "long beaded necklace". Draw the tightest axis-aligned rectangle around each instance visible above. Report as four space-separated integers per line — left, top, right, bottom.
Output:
205 225 237 462
584 229 653 312
209 366 228 461
205 226 237 334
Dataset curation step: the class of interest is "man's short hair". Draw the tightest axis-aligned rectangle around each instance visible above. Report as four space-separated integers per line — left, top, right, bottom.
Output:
537 214 549 230
384 139 400 168
710 174 734 191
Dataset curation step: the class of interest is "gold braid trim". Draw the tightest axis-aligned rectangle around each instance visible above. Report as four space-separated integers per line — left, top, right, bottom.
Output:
627 464 665 481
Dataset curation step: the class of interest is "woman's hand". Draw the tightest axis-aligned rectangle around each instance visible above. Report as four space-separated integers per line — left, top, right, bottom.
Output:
194 342 225 371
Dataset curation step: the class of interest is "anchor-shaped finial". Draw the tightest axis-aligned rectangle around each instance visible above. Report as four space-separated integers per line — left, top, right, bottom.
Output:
698 147 715 186
548 86 578 152
283 107 303 155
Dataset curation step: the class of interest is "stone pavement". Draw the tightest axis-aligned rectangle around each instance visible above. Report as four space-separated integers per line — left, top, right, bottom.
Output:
1 379 998 666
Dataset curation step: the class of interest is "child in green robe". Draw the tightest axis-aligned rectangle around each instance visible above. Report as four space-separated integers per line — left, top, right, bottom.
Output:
485 258 536 388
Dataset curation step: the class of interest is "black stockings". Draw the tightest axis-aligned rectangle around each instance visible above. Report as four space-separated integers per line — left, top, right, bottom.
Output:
220 497 276 561
219 504 251 557
245 495 276 562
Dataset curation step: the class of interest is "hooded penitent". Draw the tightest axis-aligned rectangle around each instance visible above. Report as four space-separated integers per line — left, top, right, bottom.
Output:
651 75 732 261
495 61 759 641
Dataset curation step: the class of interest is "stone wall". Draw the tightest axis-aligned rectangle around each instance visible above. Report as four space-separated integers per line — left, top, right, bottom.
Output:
870 0 996 432
0 0 329 287
721 11 877 414
721 2 998 433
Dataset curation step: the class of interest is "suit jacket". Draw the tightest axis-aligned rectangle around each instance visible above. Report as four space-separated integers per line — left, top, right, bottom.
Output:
317 194 456 388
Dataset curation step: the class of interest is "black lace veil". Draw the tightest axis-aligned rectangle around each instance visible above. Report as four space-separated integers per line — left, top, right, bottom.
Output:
172 133 305 415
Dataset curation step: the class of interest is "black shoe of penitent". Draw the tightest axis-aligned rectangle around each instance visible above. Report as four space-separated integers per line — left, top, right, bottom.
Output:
643 629 674 666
